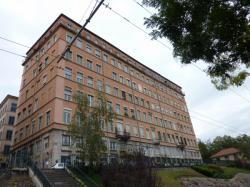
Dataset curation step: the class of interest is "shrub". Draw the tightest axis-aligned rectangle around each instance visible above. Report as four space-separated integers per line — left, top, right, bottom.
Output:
101 151 162 187
191 164 224 178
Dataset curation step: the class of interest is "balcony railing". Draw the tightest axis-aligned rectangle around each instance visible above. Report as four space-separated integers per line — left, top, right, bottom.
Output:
115 128 130 141
152 139 161 145
176 142 186 150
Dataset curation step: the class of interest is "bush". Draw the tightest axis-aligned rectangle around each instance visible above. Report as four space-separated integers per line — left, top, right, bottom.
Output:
235 160 250 170
101 151 162 187
191 164 224 178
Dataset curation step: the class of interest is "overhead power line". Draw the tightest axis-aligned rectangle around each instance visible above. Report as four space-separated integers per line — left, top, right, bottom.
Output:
191 115 246 135
102 2 173 50
128 0 250 104
190 110 248 134
0 48 26 58
0 36 30 48
132 0 154 15
60 0 105 63
0 1 249 136
79 0 96 23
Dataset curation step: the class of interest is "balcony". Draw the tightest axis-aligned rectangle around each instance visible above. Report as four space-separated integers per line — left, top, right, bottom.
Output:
115 128 130 141
177 142 186 150
152 139 161 145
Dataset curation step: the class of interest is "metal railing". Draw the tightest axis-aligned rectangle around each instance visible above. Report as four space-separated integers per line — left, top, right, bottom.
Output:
28 160 54 187
67 165 100 187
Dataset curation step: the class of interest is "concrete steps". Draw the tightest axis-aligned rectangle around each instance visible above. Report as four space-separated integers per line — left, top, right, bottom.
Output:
42 169 80 187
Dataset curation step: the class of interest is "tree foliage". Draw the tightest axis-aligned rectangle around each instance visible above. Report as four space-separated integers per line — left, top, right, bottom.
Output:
68 92 116 166
198 134 250 160
143 0 250 89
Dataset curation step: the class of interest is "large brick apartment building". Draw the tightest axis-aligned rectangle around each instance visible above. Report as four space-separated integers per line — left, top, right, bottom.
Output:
12 14 201 168
0 95 18 168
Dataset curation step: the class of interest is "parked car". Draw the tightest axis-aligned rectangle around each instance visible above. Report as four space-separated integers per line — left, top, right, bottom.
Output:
51 163 65 169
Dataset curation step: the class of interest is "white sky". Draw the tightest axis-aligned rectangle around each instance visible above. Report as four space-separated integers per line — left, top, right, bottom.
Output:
0 0 249 141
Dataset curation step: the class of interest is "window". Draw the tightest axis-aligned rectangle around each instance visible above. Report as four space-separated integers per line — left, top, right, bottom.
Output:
38 116 43 130
97 80 103 91
88 95 94 107
107 101 112 111
87 33 91 40
95 49 101 58
66 34 73 43
28 104 32 115
96 64 102 74
128 94 133 102
119 76 123 84
8 116 15 125
64 87 72 101
86 60 93 70
87 76 94 87
143 112 147 122
136 110 140 120
65 67 72 79
44 137 49 149
124 65 128 73
76 38 83 48
121 91 126 100
133 126 139 136
86 43 92 53
151 129 156 140
10 103 17 112
53 35 58 42
105 84 111 94
148 113 153 123
42 75 47 85
103 54 108 62
111 58 116 66
131 109 135 119
32 119 36 133
34 98 39 111
65 50 72 60
127 79 131 87
139 127 144 137
33 69 37 78
45 57 49 66
146 129 150 139
114 87 118 97
63 109 71 124
25 90 29 99
46 111 51 126
62 135 70 146
3 145 10 155
6 130 12 140
77 55 83 64
76 72 83 84
110 142 116 150
112 72 117 80
158 131 162 140
108 120 114 132
124 107 128 116
116 104 120 114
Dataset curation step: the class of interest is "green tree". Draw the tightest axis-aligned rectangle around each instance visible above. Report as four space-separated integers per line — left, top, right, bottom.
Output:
143 0 250 89
68 92 116 166
199 134 250 161
198 139 211 162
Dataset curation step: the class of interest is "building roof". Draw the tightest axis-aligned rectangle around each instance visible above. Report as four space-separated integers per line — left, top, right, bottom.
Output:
0 94 18 109
210 147 240 158
22 14 183 93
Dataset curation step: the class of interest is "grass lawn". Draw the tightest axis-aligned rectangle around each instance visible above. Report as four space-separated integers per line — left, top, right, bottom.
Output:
222 167 250 178
157 168 204 187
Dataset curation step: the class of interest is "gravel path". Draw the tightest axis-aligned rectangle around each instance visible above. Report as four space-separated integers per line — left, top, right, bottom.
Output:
181 173 250 187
